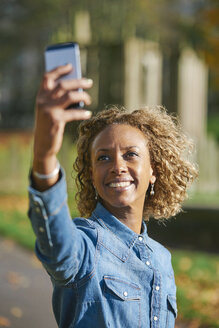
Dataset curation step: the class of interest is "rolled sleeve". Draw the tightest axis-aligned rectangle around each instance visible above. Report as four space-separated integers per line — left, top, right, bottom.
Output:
28 168 91 285
28 168 69 251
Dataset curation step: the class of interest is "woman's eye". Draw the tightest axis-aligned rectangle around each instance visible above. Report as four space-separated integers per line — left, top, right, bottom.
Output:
126 151 138 158
97 155 110 161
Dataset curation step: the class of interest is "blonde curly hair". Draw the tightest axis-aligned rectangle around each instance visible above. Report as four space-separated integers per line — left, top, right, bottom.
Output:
73 106 198 220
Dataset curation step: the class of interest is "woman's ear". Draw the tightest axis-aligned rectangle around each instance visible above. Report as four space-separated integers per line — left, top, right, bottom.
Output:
149 167 156 184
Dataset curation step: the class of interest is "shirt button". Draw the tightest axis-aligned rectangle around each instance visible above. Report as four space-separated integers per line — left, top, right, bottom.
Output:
123 291 128 297
154 316 158 321
146 260 150 266
155 286 160 291
39 227 45 233
138 236 143 241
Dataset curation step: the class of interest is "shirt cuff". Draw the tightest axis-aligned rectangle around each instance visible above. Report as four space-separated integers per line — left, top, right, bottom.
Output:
28 167 68 216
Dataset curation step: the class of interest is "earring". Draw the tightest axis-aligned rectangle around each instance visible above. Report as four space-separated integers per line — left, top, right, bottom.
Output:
150 183 155 196
93 186 98 200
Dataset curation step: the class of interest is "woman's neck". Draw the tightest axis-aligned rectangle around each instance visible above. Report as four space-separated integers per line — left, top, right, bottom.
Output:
101 201 143 234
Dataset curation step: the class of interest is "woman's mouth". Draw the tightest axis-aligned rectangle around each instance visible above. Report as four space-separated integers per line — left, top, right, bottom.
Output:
108 181 133 188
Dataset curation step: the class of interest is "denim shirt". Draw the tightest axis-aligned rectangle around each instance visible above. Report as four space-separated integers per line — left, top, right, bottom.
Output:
28 169 177 328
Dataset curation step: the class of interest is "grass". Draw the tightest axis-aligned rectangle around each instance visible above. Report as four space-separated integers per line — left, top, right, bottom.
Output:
0 197 219 327
172 249 219 327
0 209 35 250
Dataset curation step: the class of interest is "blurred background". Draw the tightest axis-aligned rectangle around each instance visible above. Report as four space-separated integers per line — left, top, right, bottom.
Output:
0 0 218 327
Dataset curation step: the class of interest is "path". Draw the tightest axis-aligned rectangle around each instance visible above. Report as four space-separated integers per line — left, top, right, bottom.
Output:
0 237 56 328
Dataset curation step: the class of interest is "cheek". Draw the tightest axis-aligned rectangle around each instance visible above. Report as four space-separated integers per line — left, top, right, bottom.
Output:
136 164 151 187
90 157 100 186
91 167 104 187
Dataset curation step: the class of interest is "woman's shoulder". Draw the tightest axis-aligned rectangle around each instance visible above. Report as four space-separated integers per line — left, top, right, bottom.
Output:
73 216 96 230
147 235 172 259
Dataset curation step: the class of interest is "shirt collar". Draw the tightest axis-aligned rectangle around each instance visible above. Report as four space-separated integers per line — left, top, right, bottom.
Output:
92 202 151 251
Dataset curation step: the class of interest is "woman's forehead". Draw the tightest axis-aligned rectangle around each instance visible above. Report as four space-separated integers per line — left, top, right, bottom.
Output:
91 124 148 151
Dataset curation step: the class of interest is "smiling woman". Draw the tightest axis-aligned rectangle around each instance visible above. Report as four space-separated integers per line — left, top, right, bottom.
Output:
89 124 154 233
74 106 197 221
28 65 198 328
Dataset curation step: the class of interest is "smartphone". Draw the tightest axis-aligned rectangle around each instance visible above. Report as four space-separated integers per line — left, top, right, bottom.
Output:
44 42 84 108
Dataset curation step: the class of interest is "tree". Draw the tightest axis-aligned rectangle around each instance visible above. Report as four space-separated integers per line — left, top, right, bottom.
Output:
0 0 218 128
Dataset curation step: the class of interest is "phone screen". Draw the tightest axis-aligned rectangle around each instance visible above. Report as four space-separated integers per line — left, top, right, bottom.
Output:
44 42 84 108
45 42 82 80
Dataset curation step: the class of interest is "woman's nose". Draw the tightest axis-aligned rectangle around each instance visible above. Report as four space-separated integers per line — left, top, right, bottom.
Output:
110 156 127 174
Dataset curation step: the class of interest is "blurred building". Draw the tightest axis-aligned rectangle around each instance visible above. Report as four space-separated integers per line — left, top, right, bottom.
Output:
78 12 219 192
0 11 218 193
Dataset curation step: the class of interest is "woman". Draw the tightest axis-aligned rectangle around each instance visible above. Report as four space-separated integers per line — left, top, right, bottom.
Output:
28 64 198 328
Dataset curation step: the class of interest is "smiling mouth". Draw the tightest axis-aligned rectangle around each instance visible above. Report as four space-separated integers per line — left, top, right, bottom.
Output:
108 181 133 188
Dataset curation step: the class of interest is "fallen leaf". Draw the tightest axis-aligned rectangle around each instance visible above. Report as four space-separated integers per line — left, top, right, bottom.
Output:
178 257 192 271
6 271 20 286
188 318 201 328
10 307 23 318
0 316 11 327
6 271 30 288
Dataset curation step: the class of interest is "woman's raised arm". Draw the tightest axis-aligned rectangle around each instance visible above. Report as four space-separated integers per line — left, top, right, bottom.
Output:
32 64 93 191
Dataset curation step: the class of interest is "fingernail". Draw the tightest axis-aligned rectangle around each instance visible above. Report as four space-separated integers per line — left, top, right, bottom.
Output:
84 111 92 117
86 78 93 85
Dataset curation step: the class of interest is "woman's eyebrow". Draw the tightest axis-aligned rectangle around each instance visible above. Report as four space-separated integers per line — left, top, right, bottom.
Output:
96 146 140 153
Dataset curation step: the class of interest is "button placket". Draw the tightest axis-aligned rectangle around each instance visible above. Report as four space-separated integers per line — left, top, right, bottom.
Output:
151 270 161 327
135 236 152 267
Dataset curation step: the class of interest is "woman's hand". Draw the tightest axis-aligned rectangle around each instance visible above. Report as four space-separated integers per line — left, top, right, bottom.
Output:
32 64 93 190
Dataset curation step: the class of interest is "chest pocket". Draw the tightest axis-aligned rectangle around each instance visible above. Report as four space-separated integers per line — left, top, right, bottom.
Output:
166 295 177 327
104 275 141 301
102 276 142 328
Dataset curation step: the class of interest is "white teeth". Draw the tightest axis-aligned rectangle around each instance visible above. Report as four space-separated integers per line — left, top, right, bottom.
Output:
109 181 132 188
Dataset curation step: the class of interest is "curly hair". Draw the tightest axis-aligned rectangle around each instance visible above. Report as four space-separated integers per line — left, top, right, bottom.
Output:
73 106 198 220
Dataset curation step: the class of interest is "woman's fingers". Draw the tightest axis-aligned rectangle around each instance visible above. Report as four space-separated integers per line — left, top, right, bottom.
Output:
63 109 92 122
37 74 93 113
52 90 92 110
46 64 73 81
54 78 93 92
38 64 93 111
40 64 73 91
50 78 93 98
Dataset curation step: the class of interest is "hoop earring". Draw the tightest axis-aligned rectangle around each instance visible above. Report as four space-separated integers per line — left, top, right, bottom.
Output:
150 183 155 196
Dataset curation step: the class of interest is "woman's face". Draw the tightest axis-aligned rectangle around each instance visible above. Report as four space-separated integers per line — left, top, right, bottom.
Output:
90 124 156 215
